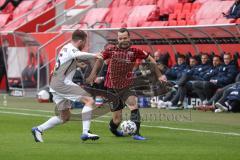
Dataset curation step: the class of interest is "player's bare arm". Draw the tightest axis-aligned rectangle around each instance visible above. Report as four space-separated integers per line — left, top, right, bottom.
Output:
146 54 167 82
86 58 104 84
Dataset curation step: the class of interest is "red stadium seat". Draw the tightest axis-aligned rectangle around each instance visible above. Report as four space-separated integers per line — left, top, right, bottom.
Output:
126 5 158 27
173 3 183 14
141 21 167 27
110 0 132 7
4 16 26 30
157 0 178 14
168 20 177 26
27 0 51 21
214 18 235 24
81 8 109 27
187 20 196 25
118 0 132 7
157 0 164 14
105 7 133 23
12 1 35 19
177 13 187 20
177 20 187 26
169 13 189 21
169 13 177 20
110 22 127 28
0 0 4 6
191 3 201 13
235 18 240 24
0 13 11 28
194 1 234 25
182 3 192 14
133 0 156 6
197 19 216 25
185 13 193 21
1 3 14 14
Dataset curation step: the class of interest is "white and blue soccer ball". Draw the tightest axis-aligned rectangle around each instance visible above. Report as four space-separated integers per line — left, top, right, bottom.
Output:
37 90 50 103
120 120 137 135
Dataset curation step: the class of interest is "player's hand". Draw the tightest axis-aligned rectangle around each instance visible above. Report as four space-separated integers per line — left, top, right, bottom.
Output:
158 75 167 82
210 79 217 84
86 75 96 85
94 77 104 84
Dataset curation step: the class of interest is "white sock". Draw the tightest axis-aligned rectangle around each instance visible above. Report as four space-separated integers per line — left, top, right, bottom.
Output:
82 106 93 134
37 116 63 132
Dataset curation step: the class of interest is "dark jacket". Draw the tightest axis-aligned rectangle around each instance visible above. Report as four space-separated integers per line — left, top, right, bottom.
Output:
186 63 212 81
165 63 188 80
203 65 221 81
210 61 238 87
227 82 240 101
226 2 240 19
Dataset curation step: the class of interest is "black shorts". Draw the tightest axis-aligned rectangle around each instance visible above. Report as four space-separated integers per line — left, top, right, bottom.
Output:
107 88 136 112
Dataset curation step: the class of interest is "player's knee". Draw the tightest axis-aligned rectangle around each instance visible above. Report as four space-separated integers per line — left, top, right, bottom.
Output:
60 111 71 123
81 97 94 106
61 115 70 123
128 104 138 111
113 116 122 125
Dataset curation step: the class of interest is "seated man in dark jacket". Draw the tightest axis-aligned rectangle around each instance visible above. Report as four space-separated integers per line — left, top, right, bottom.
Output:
167 53 212 109
223 0 240 19
214 82 240 113
164 54 188 83
192 55 222 102
159 55 202 109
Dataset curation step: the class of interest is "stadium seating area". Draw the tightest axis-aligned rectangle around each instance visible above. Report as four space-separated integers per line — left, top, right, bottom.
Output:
0 0 59 30
60 0 239 30
0 0 239 31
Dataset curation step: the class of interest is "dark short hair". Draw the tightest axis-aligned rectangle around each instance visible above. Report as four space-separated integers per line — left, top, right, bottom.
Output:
177 54 186 59
201 53 209 57
213 55 221 59
190 55 198 60
118 28 130 36
72 29 87 41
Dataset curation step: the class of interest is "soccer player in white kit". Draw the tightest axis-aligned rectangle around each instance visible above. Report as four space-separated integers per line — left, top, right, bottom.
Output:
31 30 100 142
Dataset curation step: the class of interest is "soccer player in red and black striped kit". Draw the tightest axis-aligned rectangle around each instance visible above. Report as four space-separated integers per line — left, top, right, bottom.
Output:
87 28 166 140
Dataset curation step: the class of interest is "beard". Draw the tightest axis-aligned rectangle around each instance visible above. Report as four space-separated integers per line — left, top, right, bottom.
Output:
118 41 131 49
78 44 84 51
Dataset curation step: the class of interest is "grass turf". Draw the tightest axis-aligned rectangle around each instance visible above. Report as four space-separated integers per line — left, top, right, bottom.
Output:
0 95 240 160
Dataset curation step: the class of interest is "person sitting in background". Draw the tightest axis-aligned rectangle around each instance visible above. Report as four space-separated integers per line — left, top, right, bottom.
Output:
214 82 240 113
223 0 240 19
163 54 188 83
196 72 240 111
158 55 199 109
191 55 222 103
0 0 23 11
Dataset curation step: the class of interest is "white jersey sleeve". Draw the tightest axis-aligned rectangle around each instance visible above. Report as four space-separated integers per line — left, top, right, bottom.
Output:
57 43 96 66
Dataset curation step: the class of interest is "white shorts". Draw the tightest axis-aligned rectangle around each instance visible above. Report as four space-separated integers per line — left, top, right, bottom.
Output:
50 86 91 111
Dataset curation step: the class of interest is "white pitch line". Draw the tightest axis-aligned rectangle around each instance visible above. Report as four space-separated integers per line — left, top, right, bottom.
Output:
141 124 240 136
0 107 53 113
0 107 112 118
0 110 240 137
0 111 52 118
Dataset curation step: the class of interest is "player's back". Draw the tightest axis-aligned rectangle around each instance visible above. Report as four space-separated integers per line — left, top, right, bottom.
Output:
50 43 80 91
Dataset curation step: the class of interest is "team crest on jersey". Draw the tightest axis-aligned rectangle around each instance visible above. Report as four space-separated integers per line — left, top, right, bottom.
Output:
127 51 134 57
127 51 134 61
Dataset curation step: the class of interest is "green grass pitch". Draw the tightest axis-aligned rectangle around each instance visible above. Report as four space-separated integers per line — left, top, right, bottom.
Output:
0 95 240 160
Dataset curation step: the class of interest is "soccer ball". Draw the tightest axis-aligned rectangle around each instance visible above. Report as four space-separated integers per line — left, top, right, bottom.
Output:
120 120 137 135
37 90 50 103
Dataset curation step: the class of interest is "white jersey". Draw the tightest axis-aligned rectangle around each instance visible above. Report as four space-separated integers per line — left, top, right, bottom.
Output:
50 43 96 93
